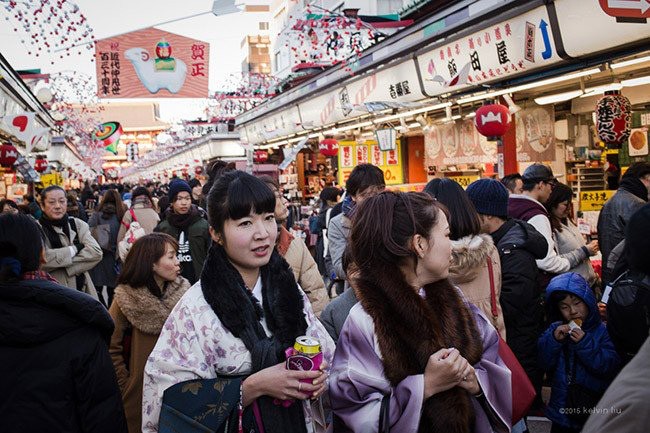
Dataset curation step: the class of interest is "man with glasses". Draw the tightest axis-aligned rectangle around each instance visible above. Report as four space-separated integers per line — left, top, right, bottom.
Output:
508 164 572 285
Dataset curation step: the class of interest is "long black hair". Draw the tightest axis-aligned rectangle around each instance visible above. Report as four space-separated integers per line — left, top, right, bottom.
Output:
424 178 481 240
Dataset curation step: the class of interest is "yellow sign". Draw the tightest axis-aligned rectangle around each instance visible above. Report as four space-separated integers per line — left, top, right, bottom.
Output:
337 140 404 186
445 175 480 189
38 172 63 187
580 190 614 211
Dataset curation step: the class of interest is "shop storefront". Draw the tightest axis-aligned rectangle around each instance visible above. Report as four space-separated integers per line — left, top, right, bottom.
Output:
0 53 56 202
236 0 650 210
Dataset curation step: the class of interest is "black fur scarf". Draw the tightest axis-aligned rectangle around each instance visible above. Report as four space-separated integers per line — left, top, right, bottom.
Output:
200 243 308 433
353 267 484 433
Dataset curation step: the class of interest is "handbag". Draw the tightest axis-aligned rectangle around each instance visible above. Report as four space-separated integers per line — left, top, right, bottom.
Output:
563 349 603 424
118 209 146 261
159 376 265 433
488 258 536 424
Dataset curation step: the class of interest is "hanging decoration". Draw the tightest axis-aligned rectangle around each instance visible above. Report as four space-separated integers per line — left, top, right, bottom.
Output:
206 72 280 121
319 137 339 157
1 0 95 64
281 6 412 75
34 157 49 173
253 150 269 164
0 143 19 168
596 90 631 149
94 121 123 155
474 102 511 141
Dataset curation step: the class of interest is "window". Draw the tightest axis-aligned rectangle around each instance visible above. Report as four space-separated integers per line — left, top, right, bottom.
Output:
259 22 269 30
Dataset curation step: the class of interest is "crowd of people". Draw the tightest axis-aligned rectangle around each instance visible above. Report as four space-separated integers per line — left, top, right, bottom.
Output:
1 160 650 433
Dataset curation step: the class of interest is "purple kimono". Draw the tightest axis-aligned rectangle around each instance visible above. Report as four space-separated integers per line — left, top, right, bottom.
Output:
329 302 512 433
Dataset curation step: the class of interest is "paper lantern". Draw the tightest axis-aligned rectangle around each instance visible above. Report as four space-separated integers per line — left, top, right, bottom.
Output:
34 158 48 173
319 138 339 157
0 143 19 168
474 103 511 141
253 150 269 163
596 90 631 149
195 165 203 175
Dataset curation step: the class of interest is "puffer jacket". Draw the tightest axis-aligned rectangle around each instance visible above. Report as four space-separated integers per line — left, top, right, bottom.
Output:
538 273 621 429
490 218 548 392
0 278 127 433
598 188 645 285
449 233 506 339
277 226 329 316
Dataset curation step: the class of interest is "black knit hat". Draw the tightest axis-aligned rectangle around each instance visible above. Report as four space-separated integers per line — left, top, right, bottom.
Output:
466 179 509 218
168 179 192 202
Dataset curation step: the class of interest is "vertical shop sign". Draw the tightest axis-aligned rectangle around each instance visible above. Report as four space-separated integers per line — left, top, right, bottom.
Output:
371 144 383 166
340 145 354 167
356 145 368 164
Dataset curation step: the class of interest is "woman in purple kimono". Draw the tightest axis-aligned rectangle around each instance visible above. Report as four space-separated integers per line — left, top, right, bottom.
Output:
329 191 511 433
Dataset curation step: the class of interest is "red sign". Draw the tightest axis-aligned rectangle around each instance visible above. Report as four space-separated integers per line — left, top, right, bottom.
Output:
599 0 650 18
95 28 209 98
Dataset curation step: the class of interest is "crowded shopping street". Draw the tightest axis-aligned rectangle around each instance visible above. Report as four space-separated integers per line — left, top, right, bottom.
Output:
1 1 650 432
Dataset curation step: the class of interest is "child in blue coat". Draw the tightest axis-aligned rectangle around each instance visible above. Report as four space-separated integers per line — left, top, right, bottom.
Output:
538 272 621 433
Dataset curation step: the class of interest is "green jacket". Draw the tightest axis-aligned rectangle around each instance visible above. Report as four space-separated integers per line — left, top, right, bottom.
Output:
155 216 210 284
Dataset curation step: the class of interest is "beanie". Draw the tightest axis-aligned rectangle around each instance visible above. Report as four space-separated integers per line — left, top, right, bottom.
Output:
466 179 509 218
168 179 192 202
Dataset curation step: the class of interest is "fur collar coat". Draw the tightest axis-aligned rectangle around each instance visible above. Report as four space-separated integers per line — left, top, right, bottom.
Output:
114 276 190 334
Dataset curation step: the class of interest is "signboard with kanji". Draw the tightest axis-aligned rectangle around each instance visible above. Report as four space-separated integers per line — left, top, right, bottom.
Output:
416 5 561 98
580 190 614 211
445 174 481 189
95 28 209 98
337 140 404 186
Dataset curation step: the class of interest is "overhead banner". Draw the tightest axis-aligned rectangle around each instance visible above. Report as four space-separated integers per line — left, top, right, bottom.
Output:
515 105 556 162
337 140 403 186
416 5 561 98
95 28 209 98
424 119 498 168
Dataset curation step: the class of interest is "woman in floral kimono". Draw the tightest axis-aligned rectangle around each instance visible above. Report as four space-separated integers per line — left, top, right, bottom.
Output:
329 191 512 433
142 171 335 433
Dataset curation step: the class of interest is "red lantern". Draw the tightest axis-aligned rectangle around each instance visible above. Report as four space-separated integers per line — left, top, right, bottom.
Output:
596 90 631 149
253 150 269 163
474 103 511 141
319 138 339 157
0 143 19 168
34 158 48 172
195 165 203 175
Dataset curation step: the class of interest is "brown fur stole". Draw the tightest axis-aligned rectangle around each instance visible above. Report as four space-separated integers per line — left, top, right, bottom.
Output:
114 276 190 334
353 269 483 433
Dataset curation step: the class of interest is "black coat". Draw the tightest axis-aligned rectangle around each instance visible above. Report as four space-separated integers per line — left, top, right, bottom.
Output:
0 278 127 433
490 218 548 391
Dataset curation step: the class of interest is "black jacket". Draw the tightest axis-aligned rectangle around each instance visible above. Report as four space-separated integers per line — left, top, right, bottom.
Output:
0 278 127 433
490 219 548 390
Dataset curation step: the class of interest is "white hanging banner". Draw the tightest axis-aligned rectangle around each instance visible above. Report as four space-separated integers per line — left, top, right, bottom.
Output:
375 128 397 151
278 138 308 170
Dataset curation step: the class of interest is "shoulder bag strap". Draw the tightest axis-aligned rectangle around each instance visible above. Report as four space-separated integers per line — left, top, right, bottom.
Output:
379 393 390 433
129 208 138 222
486 258 499 318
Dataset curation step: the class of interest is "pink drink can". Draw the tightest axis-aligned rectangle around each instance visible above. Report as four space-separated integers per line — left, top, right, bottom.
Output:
285 336 323 397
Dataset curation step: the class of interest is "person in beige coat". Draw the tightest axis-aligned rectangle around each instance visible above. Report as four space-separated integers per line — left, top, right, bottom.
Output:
425 178 507 339
261 176 329 316
38 185 102 299
449 234 506 339
108 233 190 433
117 187 160 244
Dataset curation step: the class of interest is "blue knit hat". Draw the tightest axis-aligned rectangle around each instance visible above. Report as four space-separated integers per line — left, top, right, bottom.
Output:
168 178 192 202
466 179 509 218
